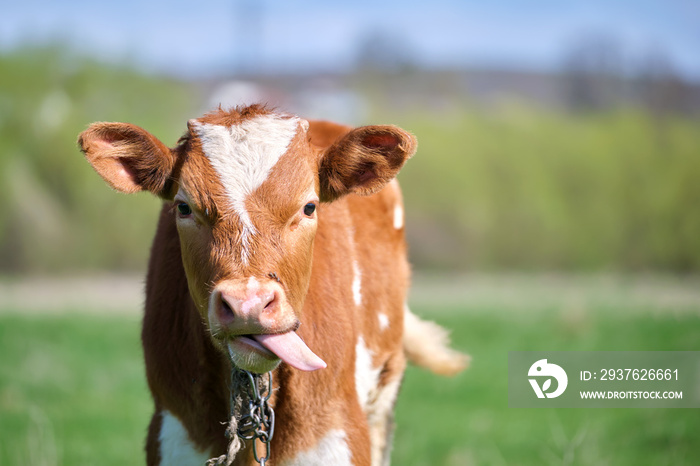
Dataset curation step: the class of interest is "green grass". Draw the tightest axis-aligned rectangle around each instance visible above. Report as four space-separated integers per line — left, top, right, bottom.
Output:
0 314 150 465
393 306 700 465
1 300 699 465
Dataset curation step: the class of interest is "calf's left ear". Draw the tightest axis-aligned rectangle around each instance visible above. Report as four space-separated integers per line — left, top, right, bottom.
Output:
319 125 417 202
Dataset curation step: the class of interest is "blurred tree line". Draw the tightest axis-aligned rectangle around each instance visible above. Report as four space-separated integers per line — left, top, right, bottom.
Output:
0 46 198 273
392 106 700 272
561 35 699 116
1 46 698 274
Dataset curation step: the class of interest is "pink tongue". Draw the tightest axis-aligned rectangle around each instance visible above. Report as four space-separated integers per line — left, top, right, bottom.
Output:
253 332 327 371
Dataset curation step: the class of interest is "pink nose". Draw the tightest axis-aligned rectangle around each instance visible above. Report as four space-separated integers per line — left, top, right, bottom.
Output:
222 288 276 317
211 278 291 335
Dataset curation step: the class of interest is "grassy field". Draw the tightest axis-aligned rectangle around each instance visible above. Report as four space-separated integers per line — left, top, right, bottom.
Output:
1 276 699 465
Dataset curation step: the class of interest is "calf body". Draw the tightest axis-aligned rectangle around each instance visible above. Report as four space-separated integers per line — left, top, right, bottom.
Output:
79 105 466 465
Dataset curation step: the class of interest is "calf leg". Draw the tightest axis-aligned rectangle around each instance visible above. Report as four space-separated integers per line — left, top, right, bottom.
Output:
367 355 405 466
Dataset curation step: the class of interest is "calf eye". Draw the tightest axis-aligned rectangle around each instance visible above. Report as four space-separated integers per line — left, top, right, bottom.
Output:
177 202 192 217
303 203 316 217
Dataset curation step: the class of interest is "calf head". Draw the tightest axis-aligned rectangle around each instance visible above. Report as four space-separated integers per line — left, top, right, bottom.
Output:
79 105 416 374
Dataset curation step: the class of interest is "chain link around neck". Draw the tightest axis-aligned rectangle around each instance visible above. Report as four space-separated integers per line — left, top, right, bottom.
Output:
206 368 275 466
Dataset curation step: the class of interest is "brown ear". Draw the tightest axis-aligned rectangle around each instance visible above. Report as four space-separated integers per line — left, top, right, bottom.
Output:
319 125 417 202
78 122 176 197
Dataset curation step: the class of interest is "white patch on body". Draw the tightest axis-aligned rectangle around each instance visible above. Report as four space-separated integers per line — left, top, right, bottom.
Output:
352 260 362 306
370 378 402 427
378 312 390 331
158 410 211 466
280 429 353 466
355 336 381 411
393 203 404 230
367 377 402 466
191 115 301 265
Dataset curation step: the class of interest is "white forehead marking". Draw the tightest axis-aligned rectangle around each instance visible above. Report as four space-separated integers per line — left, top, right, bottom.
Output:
159 410 211 466
191 114 300 265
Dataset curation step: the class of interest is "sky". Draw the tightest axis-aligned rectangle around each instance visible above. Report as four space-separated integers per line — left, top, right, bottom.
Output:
1 0 699 80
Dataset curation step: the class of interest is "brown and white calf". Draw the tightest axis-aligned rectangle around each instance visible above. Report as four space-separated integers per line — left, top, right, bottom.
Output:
79 105 467 466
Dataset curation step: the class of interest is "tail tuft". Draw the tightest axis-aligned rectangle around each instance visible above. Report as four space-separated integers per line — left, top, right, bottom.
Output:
403 307 470 376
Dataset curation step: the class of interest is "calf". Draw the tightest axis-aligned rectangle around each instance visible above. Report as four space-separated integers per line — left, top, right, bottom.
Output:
79 105 467 466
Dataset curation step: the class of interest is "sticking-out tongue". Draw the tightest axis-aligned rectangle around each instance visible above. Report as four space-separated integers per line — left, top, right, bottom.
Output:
252 332 327 371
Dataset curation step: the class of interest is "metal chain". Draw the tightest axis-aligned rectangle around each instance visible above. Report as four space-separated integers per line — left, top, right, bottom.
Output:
236 370 275 465
205 369 275 466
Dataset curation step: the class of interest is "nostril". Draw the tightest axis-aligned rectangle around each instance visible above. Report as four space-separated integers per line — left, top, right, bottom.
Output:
262 292 276 311
220 298 234 318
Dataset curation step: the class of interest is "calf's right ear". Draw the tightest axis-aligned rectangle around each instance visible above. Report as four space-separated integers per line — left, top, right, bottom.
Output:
78 122 176 198
318 125 417 202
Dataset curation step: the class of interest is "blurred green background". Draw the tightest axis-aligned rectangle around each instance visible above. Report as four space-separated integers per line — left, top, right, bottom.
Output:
2 1 700 465
0 46 698 274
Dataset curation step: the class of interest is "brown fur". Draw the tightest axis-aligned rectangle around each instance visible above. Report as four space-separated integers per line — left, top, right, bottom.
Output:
78 105 465 466
197 103 275 127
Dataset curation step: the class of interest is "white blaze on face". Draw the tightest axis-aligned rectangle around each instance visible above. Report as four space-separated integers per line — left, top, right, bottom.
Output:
190 114 301 265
